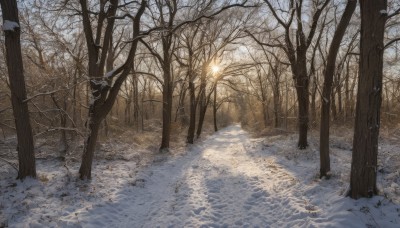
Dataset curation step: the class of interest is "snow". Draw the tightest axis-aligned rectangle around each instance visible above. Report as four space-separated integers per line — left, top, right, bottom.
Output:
105 64 124 78
380 10 388 15
2 20 19 31
105 69 116 78
1 125 400 227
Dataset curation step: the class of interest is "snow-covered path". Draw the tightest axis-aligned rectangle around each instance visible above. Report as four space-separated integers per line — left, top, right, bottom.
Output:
118 125 314 227
2 125 399 227
66 125 395 228
70 125 318 227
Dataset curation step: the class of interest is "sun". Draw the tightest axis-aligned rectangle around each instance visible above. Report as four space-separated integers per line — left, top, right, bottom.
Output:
211 65 220 75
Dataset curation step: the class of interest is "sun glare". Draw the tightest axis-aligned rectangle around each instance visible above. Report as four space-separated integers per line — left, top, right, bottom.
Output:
211 65 220 75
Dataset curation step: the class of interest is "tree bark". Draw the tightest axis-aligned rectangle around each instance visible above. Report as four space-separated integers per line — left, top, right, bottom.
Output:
349 0 387 199
160 68 173 151
213 84 218 132
319 0 356 178
294 56 309 149
79 116 101 179
1 0 37 179
187 71 196 144
196 65 207 139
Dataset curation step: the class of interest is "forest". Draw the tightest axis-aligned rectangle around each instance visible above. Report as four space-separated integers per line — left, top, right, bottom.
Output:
1 0 400 227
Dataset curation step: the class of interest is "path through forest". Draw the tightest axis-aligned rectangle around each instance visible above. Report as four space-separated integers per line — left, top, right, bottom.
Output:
66 125 398 227
115 125 315 227
2 125 399 227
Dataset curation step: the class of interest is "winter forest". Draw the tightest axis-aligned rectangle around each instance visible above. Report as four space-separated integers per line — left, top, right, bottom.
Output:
1 0 400 227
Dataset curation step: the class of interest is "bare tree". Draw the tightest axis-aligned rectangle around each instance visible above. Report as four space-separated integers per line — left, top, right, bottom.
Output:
349 0 387 199
1 0 36 179
319 0 356 178
78 0 146 179
261 0 331 148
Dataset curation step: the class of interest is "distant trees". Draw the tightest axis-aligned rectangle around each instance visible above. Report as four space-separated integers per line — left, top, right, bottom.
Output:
1 0 36 179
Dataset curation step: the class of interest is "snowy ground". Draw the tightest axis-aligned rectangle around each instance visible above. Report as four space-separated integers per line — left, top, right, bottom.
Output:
1 125 400 227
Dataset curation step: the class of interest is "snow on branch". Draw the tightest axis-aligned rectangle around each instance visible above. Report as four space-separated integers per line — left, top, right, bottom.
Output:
104 64 124 79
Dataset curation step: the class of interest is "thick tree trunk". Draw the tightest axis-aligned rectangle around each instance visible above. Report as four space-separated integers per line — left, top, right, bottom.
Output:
349 0 386 199
79 115 101 179
320 0 356 178
160 71 173 151
1 0 37 179
294 59 309 149
331 89 337 120
196 104 207 139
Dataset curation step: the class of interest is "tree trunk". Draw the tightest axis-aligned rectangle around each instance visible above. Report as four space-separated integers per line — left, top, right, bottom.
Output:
311 78 318 127
344 58 351 121
349 0 386 199
213 84 218 132
133 75 140 130
187 71 196 143
331 89 337 120
294 58 309 149
262 101 268 129
175 81 187 125
79 115 101 179
160 70 173 151
77 0 146 179
1 0 37 179
196 66 207 139
51 95 69 158
337 73 343 118
320 0 356 178
273 83 280 128
125 98 131 124
257 70 268 128
196 104 207 138
285 81 289 129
